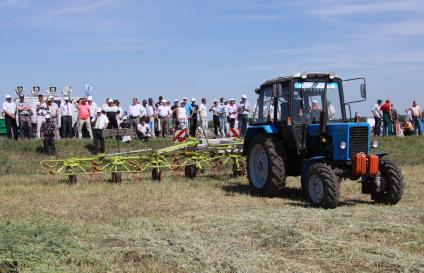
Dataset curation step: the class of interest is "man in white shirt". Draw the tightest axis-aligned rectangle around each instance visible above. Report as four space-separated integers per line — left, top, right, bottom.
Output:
2 94 18 140
178 101 188 129
46 96 60 139
128 97 143 130
35 94 48 138
157 100 172 137
137 119 152 141
371 99 383 136
60 97 74 138
92 108 109 153
199 98 208 131
87 96 98 120
237 94 250 137
406 100 423 135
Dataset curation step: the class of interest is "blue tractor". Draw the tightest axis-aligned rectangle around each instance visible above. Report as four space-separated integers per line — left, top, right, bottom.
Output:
244 72 404 208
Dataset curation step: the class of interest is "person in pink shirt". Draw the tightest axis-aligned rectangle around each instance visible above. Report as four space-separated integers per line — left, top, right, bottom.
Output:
227 98 238 128
77 97 93 139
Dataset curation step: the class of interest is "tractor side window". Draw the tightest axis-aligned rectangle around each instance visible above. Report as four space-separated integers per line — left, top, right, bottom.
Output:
277 84 289 122
254 86 273 123
263 87 274 122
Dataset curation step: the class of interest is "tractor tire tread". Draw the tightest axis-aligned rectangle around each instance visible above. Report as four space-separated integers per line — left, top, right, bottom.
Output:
306 163 339 209
373 159 404 205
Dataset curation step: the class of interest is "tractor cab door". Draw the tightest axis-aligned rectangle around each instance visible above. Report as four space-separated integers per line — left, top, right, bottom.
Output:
252 85 275 124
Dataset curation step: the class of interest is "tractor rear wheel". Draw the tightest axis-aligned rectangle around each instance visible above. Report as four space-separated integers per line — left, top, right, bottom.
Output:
372 159 404 204
305 163 339 209
247 135 286 196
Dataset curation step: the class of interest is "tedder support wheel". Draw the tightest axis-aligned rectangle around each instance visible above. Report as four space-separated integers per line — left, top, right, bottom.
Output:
152 169 163 181
305 163 339 209
232 161 245 178
184 165 196 179
247 134 286 196
68 175 77 185
372 159 404 205
111 172 122 183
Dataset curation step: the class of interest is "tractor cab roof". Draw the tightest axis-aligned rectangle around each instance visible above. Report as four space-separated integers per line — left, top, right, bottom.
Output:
256 72 341 93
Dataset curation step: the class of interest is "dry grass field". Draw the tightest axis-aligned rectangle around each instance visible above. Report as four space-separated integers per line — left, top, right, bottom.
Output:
0 137 423 272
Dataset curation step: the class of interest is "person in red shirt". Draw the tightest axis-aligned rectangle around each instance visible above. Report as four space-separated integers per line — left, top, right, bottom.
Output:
77 97 93 139
380 99 392 136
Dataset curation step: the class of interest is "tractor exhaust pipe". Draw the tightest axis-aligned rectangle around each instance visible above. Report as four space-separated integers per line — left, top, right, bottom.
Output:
320 78 329 143
319 110 328 143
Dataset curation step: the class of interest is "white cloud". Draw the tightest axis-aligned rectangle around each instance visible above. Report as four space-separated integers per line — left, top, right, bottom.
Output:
308 0 424 17
37 0 119 17
378 19 424 36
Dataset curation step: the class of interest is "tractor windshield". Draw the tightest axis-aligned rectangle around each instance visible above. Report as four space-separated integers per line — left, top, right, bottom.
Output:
292 81 343 124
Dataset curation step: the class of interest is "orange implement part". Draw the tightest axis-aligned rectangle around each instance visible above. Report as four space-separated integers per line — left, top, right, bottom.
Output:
368 155 380 177
352 153 367 176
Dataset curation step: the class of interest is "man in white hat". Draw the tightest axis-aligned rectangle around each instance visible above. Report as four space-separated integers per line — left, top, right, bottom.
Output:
2 94 18 140
238 94 250 137
91 108 109 153
40 114 56 155
102 98 119 129
60 96 74 138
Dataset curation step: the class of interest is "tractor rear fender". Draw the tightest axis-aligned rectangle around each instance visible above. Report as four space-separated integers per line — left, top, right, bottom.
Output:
243 125 279 155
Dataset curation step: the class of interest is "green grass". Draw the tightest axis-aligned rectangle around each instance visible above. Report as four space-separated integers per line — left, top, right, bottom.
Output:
373 136 424 165
0 137 423 272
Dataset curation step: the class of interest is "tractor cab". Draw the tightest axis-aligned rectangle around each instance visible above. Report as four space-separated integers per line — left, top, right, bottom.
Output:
249 72 369 164
245 72 404 208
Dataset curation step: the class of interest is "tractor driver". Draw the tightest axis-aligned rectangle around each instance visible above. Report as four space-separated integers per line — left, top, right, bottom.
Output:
309 100 322 122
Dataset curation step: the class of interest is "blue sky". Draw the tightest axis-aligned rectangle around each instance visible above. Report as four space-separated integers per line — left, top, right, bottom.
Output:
1 0 423 115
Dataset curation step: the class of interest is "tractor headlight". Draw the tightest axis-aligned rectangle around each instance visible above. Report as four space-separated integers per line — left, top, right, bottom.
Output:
371 140 379 149
340 141 347 150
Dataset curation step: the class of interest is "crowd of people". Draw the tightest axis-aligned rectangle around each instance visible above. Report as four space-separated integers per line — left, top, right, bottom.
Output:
1 93 252 154
372 99 423 137
3 92 423 154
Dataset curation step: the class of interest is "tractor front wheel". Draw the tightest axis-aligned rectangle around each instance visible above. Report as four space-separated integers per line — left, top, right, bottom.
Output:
372 159 404 205
305 163 339 209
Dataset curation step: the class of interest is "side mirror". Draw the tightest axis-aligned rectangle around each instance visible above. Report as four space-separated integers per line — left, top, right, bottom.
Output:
360 84 366 99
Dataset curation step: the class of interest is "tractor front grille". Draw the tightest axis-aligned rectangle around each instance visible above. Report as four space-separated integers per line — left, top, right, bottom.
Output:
349 126 369 157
